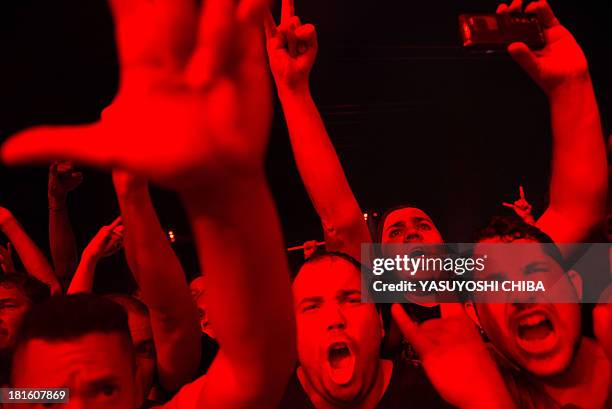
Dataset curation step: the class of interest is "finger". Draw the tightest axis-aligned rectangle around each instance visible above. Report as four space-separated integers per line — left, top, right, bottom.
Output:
49 161 59 176
496 3 509 14
294 23 317 44
263 9 277 41
285 25 298 58
1 124 113 168
525 0 559 29
519 185 526 200
187 0 235 87
281 0 295 25
507 42 539 78
109 216 123 230
71 172 84 182
153 0 199 66
508 0 522 13
502 202 516 209
391 304 427 352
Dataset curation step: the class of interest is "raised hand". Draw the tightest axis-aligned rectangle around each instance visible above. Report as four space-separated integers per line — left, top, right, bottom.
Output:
264 0 317 93
392 303 516 409
594 284 612 360
502 185 536 225
2 0 272 192
497 0 589 94
0 242 16 274
48 161 83 205
82 217 124 262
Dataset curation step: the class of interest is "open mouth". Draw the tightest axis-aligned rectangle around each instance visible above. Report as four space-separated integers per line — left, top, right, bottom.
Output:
409 247 426 258
326 342 356 386
514 311 558 355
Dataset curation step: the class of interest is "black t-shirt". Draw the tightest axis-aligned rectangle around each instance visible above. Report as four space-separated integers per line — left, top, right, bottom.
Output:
279 359 455 409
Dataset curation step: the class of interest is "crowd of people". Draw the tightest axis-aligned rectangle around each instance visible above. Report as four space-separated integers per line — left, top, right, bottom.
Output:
0 0 611 408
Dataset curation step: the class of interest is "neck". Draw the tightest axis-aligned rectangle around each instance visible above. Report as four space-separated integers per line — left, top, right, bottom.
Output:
299 359 393 409
538 338 610 409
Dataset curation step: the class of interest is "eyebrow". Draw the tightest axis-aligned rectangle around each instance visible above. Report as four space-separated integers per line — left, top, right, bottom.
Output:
297 296 323 308
525 261 550 273
87 375 121 390
337 290 361 298
385 221 405 232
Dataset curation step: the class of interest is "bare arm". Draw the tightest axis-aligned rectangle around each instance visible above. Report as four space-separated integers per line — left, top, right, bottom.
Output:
0 207 61 295
48 161 82 287
264 0 370 261
499 1 607 253
185 173 296 408
66 217 123 294
113 171 201 392
0 0 297 405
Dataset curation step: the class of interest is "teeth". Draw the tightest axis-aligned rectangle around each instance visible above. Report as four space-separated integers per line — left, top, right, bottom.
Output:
518 312 546 327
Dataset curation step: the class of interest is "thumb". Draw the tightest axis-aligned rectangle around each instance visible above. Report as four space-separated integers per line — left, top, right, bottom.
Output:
2 124 113 168
507 42 539 80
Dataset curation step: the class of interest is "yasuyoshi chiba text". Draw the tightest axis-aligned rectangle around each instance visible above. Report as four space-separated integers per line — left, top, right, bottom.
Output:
371 280 546 293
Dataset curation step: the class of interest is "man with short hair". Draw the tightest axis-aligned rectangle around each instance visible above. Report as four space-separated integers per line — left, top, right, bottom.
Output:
0 275 50 386
468 215 611 409
11 294 139 408
281 251 517 409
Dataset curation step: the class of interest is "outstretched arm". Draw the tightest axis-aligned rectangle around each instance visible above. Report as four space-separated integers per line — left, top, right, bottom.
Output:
113 171 201 392
48 161 82 287
264 0 371 261
499 1 607 253
1 0 296 406
0 207 61 294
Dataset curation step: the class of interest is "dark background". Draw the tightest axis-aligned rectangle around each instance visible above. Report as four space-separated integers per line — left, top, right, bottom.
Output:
0 1 610 287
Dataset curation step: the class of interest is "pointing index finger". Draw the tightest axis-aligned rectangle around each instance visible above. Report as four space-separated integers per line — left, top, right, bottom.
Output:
519 185 525 200
281 0 294 25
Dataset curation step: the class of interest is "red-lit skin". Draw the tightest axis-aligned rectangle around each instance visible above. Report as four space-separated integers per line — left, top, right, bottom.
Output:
48 160 82 287
497 0 607 258
67 217 124 294
379 207 447 306
0 286 31 351
391 303 517 409
0 208 62 295
594 285 612 360
473 239 582 376
471 238 610 408
1 0 297 406
293 256 390 408
380 207 443 248
123 304 156 407
190 276 216 338
265 0 371 263
113 171 201 392
11 333 138 409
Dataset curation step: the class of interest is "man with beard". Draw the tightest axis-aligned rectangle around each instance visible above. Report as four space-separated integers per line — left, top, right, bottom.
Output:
467 215 611 409
280 251 517 409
